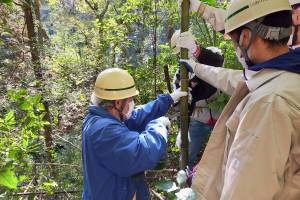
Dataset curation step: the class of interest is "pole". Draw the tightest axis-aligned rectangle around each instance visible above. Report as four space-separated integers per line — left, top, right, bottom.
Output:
180 0 190 170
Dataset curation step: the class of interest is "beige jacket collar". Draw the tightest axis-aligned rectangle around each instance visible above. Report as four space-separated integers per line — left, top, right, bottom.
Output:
245 69 285 92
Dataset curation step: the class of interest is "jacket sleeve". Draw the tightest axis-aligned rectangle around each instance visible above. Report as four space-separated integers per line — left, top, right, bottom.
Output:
125 94 173 132
193 63 243 96
220 95 293 200
92 118 168 177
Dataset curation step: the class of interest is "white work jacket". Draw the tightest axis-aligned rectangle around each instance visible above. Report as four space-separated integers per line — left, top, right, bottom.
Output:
192 64 300 200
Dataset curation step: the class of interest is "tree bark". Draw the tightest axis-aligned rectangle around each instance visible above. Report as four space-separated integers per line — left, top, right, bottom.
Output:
163 65 172 93
152 0 158 97
180 0 190 170
22 0 55 166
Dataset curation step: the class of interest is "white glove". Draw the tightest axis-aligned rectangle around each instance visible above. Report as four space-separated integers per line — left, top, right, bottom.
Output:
178 0 201 13
176 131 181 148
176 131 191 149
202 5 226 32
170 88 188 103
176 170 188 186
175 188 196 200
172 31 200 59
157 116 171 130
156 116 171 142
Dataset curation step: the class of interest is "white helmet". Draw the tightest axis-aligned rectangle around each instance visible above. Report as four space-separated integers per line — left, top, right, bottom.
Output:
171 30 181 55
290 0 300 6
225 0 292 34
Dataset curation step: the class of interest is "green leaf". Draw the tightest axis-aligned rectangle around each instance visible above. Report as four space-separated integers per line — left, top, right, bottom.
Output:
5 111 15 125
155 180 179 193
32 95 42 104
14 89 28 100
20 101 33 111
0 0 12 5
37 103 45 111
0 168 18 189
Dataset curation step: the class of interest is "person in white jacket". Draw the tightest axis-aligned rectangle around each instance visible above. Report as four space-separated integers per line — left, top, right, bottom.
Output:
178 0 300 49
175 0 300 199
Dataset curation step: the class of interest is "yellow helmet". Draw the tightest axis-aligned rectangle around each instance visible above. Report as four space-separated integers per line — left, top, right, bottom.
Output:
94 68 139 100
225 0 291 34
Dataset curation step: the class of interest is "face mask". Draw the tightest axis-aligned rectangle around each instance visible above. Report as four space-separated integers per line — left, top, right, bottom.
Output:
125 100 135 119
235 47 249 69
235 31 255 70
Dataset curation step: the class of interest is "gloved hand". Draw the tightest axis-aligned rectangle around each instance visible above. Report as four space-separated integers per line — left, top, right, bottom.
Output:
178 0 202 13
175 188 196 200
170 88 188 103
179 58 198 73
156 116 171 142
176 131 191 149
157 116 171 130
176 169 188 187
172 31 201 59
178 0 226 32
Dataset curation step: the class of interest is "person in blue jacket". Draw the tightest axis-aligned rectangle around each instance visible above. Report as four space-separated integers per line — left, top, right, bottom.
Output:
82 68 187 200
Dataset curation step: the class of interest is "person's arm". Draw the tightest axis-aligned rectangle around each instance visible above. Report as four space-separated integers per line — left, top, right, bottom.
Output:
92 118 169 177
178 0 226 33
221 95 293 199
198 3 226 33
126 90 187 132
125 94 172 132
180 59 243 96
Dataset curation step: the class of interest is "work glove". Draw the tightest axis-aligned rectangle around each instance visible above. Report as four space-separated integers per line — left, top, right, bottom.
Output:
202 6 226 32
178 0 225 32
155 116 171 142
157 116 171 130
172 31 201 59
176 169 188 187
179 58 198 73
175 188 196 200
176 131 191 149
178 0 201 13
170 88 188 103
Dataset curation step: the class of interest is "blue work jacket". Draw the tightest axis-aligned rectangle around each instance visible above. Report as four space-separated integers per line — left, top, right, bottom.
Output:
82 94 173 200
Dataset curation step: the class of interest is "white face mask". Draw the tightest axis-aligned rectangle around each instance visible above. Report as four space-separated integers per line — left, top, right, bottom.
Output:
125 100 135 119
235 47 249 69
235 31 254 70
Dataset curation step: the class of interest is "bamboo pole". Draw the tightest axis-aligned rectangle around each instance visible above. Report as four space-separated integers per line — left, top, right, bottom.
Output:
180 0 190 170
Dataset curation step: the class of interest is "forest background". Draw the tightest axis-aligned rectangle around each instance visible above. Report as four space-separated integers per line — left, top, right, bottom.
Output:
0 0 241 199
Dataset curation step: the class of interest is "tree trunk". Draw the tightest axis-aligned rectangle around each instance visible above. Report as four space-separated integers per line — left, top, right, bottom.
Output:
179 0 190 170
163 65 172 93
152 0 158 97
22 0 55 166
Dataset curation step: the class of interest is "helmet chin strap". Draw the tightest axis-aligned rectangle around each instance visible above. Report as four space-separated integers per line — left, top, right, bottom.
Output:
114 99 127 121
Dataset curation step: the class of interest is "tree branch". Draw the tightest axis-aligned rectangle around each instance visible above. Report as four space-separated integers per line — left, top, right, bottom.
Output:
13 190 81 196
31 163 80 168
54 134 81 150
150 189 165 200
82 0 97 13
98 0 110 20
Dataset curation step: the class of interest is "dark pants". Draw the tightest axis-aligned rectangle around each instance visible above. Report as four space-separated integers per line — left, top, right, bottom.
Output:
188 119 213 168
